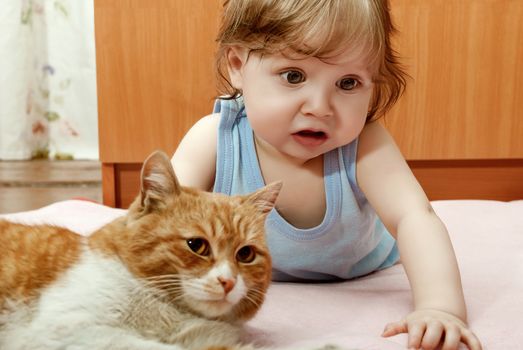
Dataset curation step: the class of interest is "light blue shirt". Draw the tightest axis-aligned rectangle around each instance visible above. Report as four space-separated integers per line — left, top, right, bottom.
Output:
213 98 399 281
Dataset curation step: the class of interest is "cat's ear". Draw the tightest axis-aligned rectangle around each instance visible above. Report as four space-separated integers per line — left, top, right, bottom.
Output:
139 150 181 210
245 181 282 215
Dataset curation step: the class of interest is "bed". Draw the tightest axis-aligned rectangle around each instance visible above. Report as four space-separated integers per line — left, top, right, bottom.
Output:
2 199 522 349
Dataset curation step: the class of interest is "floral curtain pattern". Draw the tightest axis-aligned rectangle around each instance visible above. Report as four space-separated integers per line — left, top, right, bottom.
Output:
0 0 98 160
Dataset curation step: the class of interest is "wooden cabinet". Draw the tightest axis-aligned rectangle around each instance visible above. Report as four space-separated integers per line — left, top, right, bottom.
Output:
384 0 523 201
388 0 523 160
95 0 523 208
95 0 221 206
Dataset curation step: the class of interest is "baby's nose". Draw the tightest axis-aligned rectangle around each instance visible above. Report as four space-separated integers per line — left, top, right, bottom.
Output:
302 90 333 118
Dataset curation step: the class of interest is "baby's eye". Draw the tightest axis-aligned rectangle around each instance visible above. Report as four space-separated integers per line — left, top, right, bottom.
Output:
337 77 359 91
236 245 256 264
187 238 211 257
280 70 305 84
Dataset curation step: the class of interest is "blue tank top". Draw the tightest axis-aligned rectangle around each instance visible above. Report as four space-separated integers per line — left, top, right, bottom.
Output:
213 98 399 282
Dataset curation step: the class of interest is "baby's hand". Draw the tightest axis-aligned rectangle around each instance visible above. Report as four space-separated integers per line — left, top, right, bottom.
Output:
381 309 482 350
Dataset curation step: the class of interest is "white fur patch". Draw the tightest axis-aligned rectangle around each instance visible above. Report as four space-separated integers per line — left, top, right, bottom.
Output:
0 250 182 349
182 261 247 318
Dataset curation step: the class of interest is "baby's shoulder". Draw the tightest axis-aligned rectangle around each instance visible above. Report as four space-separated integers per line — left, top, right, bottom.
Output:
356 122 396 161
192 113 221 133
171 113 220 190
178 113 220 150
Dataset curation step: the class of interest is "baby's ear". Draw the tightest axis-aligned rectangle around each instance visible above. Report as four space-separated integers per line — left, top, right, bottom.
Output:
226 46 249 89
245 181 282 215
139 150 181 210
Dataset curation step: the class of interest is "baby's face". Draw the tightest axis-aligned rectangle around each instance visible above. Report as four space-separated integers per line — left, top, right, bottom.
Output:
230 46 374 162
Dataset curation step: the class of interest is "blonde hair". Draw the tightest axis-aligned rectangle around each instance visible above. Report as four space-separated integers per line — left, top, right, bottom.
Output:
215 0 407 121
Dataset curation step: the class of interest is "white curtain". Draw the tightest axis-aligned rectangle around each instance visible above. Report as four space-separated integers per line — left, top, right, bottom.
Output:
0 0 98 160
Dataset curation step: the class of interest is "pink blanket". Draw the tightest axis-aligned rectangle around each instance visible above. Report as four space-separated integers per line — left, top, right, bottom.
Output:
2 200 522 350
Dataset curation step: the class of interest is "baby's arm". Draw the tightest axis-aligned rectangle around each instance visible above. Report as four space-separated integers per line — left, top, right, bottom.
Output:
356 122 481 350
170 114 220 190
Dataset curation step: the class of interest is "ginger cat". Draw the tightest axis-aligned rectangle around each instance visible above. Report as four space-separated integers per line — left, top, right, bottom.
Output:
0 151 281 350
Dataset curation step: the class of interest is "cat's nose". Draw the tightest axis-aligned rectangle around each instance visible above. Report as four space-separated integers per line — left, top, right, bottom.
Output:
218 276 236 294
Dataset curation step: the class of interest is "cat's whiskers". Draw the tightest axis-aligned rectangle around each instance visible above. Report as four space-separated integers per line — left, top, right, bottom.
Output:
123 283 185 327
140 275 183 289
245 286 265 296
137 283 186 304
140 276 190 301
166 294 187 304
241 287 266 308
180 280 226 299
141 279 181 289
0 151 278 349
142 274 183 282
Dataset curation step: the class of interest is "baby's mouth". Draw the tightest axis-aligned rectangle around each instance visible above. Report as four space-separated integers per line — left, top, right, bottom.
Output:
292 130 328 147
297 130 326 138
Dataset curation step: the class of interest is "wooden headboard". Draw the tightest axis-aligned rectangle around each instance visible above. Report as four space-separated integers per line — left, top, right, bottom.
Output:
95 0 523 208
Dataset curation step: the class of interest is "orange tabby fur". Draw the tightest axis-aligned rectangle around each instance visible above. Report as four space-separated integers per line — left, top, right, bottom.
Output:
0 151 281 350
0 221 82 307
88 177 276 322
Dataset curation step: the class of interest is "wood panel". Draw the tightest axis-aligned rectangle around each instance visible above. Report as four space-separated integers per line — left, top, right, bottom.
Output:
114 164 142 208
95 1 523 206
409 159 523 201
105 160 523 209
95 0 523 162
95 0 222 163
101 163 116 207
103 164 141 208
387 0 523 159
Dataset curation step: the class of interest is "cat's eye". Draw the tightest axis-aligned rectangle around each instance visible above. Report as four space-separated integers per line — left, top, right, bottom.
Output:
236 246 256 263
280 70 305 85
187 238 210 256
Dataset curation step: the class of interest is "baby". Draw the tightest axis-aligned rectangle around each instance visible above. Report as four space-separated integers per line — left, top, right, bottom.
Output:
171 1 482 349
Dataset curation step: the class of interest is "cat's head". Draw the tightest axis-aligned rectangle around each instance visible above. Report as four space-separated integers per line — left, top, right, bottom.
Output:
125 151 281 321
